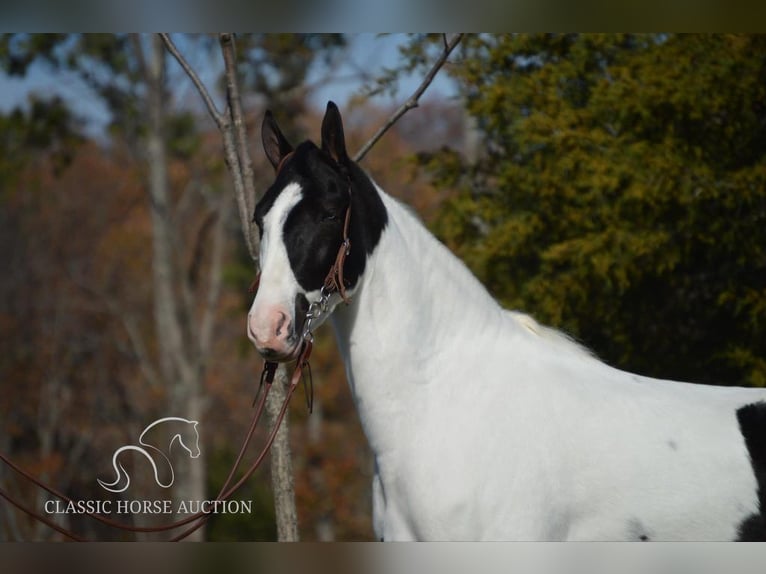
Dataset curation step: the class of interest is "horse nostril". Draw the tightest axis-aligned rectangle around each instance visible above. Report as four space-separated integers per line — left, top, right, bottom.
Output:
275 312 287 337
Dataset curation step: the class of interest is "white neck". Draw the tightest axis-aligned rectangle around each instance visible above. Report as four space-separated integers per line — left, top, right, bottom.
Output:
329 188 510 456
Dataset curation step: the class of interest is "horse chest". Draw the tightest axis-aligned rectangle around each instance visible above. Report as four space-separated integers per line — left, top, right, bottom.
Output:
350 366 566 540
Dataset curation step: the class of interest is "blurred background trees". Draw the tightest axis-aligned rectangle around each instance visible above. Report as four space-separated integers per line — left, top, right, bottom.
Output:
425 33 766 387
0 33 764 541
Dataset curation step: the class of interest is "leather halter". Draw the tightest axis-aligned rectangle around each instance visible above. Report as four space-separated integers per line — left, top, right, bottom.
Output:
247 195 352 304
254 155 354 406
249 152 354 316
324 200 353 304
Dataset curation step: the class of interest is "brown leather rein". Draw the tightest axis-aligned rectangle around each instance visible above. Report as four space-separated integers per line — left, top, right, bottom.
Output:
0 164 353 542
0 376 293 541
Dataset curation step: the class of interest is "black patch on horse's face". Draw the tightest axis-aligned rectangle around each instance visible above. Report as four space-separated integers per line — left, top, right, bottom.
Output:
735 401 766 541
254 140 388 294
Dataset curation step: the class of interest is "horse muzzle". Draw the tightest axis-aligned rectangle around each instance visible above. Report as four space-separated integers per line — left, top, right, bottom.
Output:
247 306 303 362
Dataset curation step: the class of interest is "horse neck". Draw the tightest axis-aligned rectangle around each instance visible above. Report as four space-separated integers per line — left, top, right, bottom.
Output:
330 187 505 452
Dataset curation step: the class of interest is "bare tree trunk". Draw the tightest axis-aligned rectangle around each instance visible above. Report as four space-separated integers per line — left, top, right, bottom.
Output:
144 34 206 541
162 33 301 541
146 36 191 395
307 394 335 541
265 368 299 541
215 33 300 541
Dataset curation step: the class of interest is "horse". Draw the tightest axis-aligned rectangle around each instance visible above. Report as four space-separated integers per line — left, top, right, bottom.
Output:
98 417 200 493
246 101 766 541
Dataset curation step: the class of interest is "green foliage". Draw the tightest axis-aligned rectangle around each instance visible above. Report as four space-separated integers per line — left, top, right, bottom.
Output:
205 447 276 541
0 34 68 76
360 34 444 99
0 95 82 185
1 34 209 157
427 34 766 387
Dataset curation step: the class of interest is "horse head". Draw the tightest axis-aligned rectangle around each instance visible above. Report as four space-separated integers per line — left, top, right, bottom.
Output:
247 101 387 361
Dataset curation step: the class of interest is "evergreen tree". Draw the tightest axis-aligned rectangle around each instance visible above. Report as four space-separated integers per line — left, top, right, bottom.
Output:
427 34 766 386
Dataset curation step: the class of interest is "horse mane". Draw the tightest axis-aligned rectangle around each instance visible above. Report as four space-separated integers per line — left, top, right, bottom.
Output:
506 310 595 358
374 185 596 361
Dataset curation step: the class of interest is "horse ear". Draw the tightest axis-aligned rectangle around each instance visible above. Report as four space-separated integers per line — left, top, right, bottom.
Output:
321 101 349 166
261 110 294 171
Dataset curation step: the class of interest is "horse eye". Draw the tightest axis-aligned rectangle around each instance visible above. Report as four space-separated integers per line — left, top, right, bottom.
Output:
322 214 338 222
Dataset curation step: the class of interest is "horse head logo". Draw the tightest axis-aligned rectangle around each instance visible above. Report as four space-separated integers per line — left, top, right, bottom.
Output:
98 417 201 493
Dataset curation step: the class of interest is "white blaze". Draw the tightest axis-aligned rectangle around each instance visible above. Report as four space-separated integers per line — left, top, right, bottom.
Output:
248 183 304 347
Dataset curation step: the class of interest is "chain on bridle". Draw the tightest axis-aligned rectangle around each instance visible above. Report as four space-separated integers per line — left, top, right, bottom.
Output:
302 198 352 341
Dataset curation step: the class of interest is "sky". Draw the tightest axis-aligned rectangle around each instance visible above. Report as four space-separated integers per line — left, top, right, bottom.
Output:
0 34 459 140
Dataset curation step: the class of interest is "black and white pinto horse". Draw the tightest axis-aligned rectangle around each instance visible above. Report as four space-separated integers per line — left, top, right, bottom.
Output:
247 102 766 541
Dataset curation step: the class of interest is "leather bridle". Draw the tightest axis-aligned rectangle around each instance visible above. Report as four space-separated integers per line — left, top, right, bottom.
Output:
253 169 353 403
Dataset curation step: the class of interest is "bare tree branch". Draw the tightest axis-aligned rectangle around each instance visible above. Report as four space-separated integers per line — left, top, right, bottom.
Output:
160 33 226 130
222 125 259 262
67 269 163 389
218 32 299 543
353 33 464 163
198 199 229 360
163 32 258 262
216 32 299 543
219 33 258 233
164 32 259 263
161 31 300 542
120 314 163 388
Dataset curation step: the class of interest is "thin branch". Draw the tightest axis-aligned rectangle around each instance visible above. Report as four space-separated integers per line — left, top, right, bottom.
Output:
221 120 258 262
161 32 258 261
198 199 229 360
264 366 299 541
218 32 298 543
160 33 226 130
120 314 163 388
353 33 464 163
219 33 258 227
67 269 163 388
160 30 299 543
164 32 257 261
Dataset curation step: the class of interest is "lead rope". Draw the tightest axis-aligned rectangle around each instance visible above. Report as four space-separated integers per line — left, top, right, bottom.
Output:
0 374 279 540
0 328 315 541
0 165 352 541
